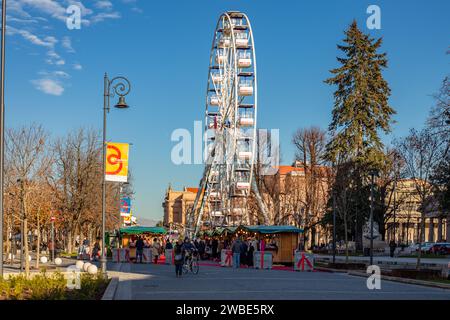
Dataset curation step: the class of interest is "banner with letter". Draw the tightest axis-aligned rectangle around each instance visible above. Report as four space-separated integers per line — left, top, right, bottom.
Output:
105 142 129 182
120 197 131 217
123 214 132 225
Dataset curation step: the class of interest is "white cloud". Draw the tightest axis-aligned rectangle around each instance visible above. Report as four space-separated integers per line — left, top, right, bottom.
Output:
53 71 70 78
31 78 64 96
95 1 113 10
91 11 121 23
8 26 57 48
62 36 75 53
73 63 82 70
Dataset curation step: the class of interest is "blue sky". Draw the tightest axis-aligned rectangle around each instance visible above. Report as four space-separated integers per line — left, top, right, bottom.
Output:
4 0 449 221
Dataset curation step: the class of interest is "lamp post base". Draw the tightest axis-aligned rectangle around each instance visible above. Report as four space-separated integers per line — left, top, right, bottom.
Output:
100 258 108 278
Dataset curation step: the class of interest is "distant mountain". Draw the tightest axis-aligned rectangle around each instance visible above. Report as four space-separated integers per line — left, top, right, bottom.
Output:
135 216 160 227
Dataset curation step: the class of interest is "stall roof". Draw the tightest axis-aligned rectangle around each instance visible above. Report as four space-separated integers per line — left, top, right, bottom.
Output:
241 225 303 234
119 226 167 235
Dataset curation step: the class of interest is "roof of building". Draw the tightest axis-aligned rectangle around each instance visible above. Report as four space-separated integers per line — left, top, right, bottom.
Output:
277 165 304 175
119 226 167 235
185 187 199 193
241 225 304 234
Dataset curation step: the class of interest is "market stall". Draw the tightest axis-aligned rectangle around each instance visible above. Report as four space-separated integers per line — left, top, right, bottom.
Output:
233 225 303 264
115 226 167 262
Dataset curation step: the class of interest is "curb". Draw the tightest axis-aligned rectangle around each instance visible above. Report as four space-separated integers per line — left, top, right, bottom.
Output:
347 271 450 290
101 276 119 300
314 266 348 273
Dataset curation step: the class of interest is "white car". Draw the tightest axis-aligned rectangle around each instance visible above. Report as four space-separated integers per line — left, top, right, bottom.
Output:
420 242 435 253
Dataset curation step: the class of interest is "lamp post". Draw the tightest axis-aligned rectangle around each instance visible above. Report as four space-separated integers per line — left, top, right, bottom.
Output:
369 168 378 266
101 73 131 276
0 0 7 279
50 216 55 262
332 191 336 264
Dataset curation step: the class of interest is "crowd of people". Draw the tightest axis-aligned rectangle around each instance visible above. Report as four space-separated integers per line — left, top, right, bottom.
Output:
164 236 263 277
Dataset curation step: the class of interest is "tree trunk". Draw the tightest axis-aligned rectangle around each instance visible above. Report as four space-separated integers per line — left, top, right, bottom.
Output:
355 212 363 252
5 214 10 263
35 212 41 269
67 230 73 254
344 213 349 264
416 214 424 270
24 217 30 277
88 224 93 245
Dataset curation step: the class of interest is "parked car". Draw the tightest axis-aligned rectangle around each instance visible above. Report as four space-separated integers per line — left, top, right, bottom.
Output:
430 243 450 255
419 242 435 253
408 243 420 251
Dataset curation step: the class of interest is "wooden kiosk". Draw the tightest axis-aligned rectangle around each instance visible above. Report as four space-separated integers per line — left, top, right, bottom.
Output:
233 225 303 264
119 226 167 260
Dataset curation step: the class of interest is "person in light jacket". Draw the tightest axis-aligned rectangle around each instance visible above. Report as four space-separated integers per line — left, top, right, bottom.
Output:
152 238 161 264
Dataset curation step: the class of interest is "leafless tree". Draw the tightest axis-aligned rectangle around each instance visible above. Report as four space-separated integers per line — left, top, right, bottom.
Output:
396 128 443 269
5 124 52 276
291 127 329 246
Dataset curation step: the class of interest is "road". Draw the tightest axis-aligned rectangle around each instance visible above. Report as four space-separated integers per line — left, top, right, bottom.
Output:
108 262 450 300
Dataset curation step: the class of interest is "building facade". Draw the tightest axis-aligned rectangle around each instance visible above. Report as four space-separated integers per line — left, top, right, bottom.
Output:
385 179 449 244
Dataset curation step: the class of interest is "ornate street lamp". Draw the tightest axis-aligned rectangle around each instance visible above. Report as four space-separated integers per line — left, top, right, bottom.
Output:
369 168 379 266
0 0 7 279
101 74 131 276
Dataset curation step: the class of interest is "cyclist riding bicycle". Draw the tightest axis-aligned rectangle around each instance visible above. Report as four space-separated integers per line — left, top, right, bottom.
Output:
181 237 198 264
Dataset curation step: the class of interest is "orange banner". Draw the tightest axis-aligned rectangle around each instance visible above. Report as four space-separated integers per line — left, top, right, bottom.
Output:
105 142 129 182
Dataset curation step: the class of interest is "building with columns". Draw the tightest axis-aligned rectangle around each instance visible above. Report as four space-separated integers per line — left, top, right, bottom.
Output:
385 179 449 244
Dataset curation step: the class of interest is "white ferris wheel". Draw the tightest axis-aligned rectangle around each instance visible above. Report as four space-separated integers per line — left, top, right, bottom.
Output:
187 11 267 237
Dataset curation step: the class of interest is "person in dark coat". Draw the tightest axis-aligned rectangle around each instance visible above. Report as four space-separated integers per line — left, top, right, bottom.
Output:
173 240 184 278
198 240 205 260
212 239 218 259
240 240 248 267
389 240 396 258
135 236 145 263
247 241 255 267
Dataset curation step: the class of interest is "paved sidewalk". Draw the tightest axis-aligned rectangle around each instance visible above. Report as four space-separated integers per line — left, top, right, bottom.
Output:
315 254 450 266
108 262 450 300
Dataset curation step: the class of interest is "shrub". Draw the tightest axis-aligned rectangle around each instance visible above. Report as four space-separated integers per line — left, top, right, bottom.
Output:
0 272 110 300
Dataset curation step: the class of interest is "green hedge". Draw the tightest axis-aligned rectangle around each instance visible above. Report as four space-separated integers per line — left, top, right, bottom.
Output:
0 272 110 300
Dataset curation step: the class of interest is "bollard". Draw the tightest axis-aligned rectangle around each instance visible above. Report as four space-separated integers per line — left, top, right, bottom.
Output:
75 260 85 270
83 262 92 272
87 264 98 274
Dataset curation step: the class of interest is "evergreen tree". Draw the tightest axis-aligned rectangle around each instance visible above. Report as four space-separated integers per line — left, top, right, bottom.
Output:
324 21 395 252
325 20 395 166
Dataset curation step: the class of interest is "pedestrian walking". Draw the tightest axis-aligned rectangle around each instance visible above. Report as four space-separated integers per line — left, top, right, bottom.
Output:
247 240 255 267
135 236 145 263
152 238 161 264
389 239 396 258
240 240 248 267
232 238 243 268
92 238 101 261
174 239 184 278
212 239 218 259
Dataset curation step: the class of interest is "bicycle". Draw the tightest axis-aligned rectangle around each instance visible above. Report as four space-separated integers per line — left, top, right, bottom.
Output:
182 250 199 274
